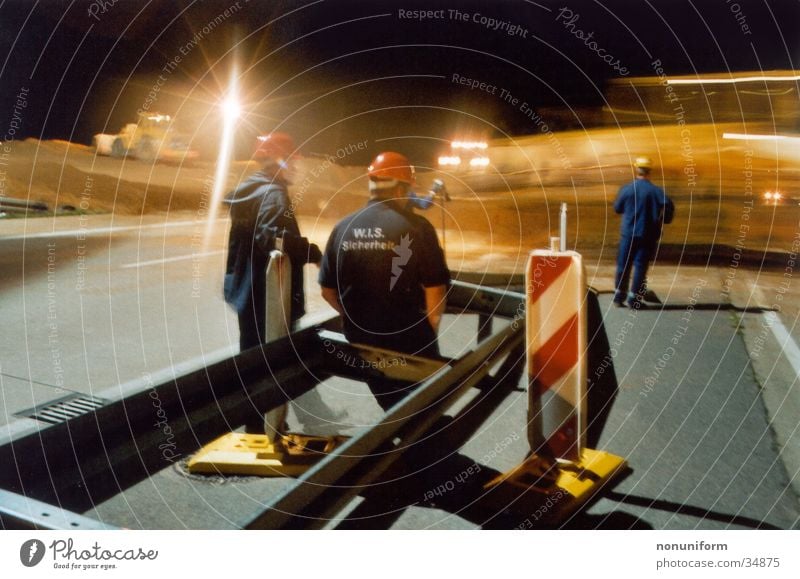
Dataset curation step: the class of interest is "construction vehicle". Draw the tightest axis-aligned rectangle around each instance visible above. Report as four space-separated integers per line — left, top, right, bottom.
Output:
92 112 198 164
437 139 490 173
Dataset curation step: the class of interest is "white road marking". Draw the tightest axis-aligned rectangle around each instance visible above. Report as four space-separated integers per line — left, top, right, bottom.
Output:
121 250 225 269
3 218 228 240
765 312 800 378
745 272 800 379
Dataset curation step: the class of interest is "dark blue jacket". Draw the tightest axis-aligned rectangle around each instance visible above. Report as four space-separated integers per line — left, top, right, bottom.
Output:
614 178 675 239
223 171 317 321
319 200 450 356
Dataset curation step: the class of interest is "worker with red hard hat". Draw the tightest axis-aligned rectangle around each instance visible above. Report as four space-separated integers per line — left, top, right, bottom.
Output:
319 151 450 411
254 132 295 163
223 131 321 350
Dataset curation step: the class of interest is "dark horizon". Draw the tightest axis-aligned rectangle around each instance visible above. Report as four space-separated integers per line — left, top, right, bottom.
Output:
1 0 798 164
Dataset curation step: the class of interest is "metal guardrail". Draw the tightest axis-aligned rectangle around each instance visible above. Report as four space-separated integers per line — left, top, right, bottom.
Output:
0 196 48 213
0 281 525 529
245 321 524 529
0 489 115 530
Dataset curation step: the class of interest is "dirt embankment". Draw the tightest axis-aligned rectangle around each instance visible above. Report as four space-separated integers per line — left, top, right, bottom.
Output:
2 124 798 260
0 138 370 216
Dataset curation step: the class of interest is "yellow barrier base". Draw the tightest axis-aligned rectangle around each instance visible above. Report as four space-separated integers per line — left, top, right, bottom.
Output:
484 448 627 525
187 432 349 477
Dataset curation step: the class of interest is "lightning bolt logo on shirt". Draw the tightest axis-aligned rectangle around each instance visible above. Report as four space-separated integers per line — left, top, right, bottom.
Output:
390 234 413 290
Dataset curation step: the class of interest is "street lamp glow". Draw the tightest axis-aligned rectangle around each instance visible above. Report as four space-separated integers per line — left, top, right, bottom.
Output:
222 96 241 122
203 69 240 249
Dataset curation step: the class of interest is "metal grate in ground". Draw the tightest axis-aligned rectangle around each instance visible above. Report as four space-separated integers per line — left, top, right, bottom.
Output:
14 394 106 425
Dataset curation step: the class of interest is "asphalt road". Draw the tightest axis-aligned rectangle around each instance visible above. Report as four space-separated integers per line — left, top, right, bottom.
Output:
0 211 798 529
577 295 799 530
0 214 237 427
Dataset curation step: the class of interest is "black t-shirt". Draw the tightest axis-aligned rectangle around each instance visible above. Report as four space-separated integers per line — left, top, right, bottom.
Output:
319 199 450 353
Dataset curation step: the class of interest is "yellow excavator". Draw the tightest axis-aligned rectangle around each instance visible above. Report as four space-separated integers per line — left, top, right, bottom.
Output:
93 112 198 164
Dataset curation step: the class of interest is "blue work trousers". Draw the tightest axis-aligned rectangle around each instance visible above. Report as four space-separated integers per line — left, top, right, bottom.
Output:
614 235 656 304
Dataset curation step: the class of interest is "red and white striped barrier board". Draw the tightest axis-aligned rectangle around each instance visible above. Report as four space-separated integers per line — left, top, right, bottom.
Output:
526 250 587 462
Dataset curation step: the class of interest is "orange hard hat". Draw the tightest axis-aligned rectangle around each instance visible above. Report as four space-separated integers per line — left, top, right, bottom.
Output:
367 151 415 186
254 132 295 161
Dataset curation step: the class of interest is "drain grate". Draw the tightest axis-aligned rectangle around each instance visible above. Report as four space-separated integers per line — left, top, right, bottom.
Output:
15 394 107 424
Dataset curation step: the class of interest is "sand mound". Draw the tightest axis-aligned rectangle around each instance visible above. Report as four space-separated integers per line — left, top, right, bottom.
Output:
2 125 797 258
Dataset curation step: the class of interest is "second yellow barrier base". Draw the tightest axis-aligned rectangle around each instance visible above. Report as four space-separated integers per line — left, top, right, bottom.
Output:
484 448 627 525
187 432 349 477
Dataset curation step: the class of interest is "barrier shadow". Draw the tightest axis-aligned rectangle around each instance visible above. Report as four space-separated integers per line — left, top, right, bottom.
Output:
633 303 771 313
338 450 508 530
600 491 782 530
586 287 619 448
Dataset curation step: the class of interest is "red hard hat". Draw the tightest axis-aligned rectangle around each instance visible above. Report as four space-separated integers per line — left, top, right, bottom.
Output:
254 132 295 161
367 151 415 185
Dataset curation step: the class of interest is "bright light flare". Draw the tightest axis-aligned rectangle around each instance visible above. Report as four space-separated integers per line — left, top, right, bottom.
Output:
438 156 462 166
722 132 798 141
763 191 783 204
222 96 241 122
142 113 171 123
469 156 490 167
667 74 800 85
203 68 240 249
452 140 488 150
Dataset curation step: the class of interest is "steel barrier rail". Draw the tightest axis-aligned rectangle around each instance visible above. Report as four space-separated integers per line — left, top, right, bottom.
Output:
0 196 48 212
327 279 525 503
244 286 525 529
447 280 525 318
0 325 332 529
0 280 525 530
266 338 527 529
0 489 115 530
326 340 528 529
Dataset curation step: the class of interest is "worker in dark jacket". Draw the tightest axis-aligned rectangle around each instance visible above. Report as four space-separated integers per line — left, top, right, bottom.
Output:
319 152 450 410
223 132 321 351
613 156 675 308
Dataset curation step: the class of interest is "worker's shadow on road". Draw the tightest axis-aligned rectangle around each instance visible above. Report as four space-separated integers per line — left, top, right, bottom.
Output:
339 446 511 529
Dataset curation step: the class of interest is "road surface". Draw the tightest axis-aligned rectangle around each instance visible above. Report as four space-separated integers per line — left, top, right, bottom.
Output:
0 210 798 529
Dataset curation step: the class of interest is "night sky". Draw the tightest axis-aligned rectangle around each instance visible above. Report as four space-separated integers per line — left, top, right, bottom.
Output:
1 0 798 164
